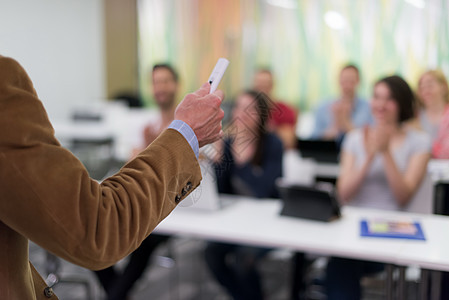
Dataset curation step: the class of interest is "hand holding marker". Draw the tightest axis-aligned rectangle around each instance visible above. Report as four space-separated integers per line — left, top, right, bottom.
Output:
208 58 229 93
180 58 229 208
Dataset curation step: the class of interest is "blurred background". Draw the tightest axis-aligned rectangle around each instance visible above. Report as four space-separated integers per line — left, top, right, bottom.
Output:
137 0 449 110
1 0 448 119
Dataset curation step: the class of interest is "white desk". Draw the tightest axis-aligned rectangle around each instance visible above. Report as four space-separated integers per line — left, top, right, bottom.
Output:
394 213 449 272
156 196 449 300
428 159 449 181
157 197 405 264
52 108 158 162
52 121 114 141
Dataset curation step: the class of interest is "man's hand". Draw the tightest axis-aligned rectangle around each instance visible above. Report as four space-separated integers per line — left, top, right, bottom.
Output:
175 83 225 148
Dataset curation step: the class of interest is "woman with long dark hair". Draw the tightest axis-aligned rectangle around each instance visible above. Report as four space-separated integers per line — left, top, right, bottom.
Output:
205 90 283 300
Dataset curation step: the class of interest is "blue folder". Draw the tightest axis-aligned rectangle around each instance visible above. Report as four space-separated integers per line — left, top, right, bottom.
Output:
360 219 426 241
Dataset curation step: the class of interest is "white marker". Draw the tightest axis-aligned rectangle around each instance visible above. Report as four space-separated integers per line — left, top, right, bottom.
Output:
208 58 229 94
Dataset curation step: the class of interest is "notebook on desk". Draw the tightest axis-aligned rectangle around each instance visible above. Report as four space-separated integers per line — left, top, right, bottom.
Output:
297 139 340 163
360 219 426 241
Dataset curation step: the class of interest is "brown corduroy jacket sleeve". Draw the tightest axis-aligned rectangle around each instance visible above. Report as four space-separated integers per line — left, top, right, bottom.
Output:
0 56 202 270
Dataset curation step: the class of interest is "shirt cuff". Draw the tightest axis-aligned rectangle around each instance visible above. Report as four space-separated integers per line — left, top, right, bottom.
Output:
168 120 199 158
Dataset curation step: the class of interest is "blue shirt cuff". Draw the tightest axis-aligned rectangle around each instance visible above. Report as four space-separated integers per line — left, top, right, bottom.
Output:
168 120 199 158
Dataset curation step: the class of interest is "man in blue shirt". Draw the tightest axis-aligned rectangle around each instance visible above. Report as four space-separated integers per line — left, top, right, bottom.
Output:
311 65 372 141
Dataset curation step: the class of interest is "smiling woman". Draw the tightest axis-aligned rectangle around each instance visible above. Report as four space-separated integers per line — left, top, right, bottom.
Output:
204 90 283 300
328 75 431 300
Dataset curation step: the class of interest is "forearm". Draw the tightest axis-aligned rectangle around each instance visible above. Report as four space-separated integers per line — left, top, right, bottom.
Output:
0 130 201 270
338 156 373 203
322 127 339 139
382 151 413 206
341 119 354 133
322 120 353 140
0 56 204 270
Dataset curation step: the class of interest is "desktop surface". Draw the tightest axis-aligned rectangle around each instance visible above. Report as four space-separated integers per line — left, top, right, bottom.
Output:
156 196 431 265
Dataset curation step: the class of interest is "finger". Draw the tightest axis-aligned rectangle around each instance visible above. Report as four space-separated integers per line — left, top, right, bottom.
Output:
202 91 224 107
212 90 225 103
194 82 211 97
217 109 225 122
363 126 370 143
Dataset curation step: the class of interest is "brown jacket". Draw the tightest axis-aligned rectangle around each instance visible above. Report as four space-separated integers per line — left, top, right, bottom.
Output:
0 56 202 299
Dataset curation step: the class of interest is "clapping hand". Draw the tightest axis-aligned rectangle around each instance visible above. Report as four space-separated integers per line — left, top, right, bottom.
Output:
363 125 392 158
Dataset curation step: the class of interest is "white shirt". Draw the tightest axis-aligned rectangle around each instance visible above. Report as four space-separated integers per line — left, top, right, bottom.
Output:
343 128 431 211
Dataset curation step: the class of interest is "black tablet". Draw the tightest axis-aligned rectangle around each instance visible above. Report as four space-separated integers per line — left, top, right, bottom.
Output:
278 183 341 222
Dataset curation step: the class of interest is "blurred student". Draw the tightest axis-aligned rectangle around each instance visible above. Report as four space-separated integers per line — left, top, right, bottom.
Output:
326 76 430 300
205 91 283 300
418 70 449 300
311 65 372 141
254 70 309 300
417 70 449 158
95 64 179 300
254 69 298 149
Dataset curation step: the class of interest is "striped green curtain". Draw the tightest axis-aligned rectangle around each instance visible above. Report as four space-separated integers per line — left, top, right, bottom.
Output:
138 0 449 111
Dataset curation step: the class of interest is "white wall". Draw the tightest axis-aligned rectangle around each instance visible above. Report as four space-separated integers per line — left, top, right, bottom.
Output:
0 0 105 121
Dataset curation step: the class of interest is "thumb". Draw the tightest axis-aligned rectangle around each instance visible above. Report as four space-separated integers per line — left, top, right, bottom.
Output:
212 89 225 103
